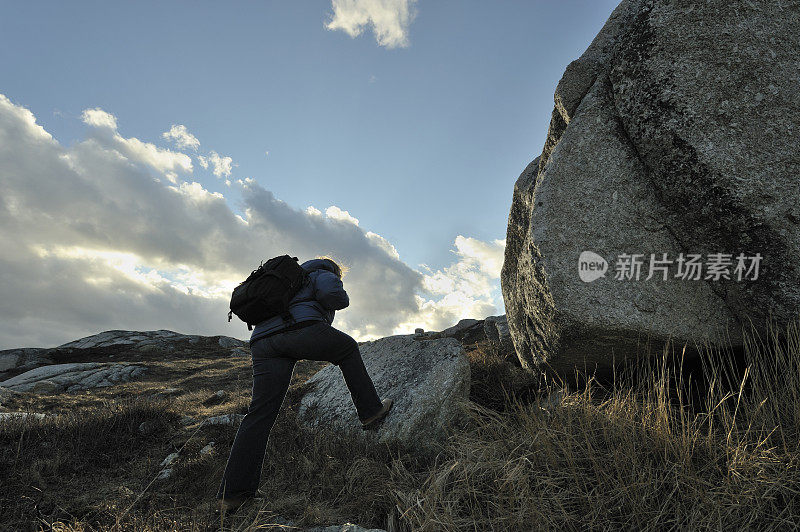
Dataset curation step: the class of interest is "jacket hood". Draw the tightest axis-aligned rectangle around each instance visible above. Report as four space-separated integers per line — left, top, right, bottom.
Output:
301 258 338 275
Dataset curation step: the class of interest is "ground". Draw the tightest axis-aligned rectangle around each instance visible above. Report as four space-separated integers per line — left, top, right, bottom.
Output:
2 329 799 531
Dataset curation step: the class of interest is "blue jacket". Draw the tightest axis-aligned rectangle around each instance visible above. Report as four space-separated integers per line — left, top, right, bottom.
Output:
249 258 349 343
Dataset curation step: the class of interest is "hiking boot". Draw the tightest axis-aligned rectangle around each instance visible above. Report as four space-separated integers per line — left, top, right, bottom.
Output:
215 490 265 515
362 398 393 430
216 496 248 515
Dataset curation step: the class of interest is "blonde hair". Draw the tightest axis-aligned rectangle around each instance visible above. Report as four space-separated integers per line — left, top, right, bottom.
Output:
316 255 349 278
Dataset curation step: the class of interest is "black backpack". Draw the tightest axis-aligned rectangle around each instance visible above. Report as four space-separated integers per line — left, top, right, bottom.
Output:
228 255 309 330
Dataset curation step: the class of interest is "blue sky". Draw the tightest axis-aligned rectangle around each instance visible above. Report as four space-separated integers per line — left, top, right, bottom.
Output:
0 0 619 348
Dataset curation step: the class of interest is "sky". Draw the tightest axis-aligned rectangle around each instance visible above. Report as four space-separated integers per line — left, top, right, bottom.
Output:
0 0 620 349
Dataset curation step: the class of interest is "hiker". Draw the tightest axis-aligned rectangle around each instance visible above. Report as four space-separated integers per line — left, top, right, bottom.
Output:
216 257 393 513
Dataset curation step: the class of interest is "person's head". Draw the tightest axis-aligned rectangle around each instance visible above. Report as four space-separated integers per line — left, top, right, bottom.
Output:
316 256 348 278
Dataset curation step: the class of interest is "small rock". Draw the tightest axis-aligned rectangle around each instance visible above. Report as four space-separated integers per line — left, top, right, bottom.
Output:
202 414 245 427
203 390 227 406
138 420 160 436
200 442 215 456
32 380 62 394
160 452 179 468
156 468 173 480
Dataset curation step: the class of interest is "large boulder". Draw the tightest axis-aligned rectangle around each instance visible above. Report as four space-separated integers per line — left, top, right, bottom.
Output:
502 0 800 377
298 335 470 452
0 362 146 393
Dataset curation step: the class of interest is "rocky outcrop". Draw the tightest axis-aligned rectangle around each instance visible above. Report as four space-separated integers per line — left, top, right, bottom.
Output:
0 348 53 381
0 330 247 381
502 0 800 377
57 329 244 353
298 335 470 452
413 318 485 343
483 315 515 360
0 362 146 393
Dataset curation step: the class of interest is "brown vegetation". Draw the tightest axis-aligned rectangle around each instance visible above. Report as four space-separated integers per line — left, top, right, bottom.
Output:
2 323 799 530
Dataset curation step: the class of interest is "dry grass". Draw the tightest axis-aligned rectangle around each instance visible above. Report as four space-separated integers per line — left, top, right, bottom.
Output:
2 321 800 531
393 322 800 531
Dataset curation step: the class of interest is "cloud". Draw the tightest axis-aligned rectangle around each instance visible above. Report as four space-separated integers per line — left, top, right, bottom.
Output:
366 231 399 260
0 94 504 349
325 205 360 226
452 235 506 278
81 108 118 129
198 151 234 178
392 236 505 334
162 124 200 151
81 106 192 179
326 0 417 49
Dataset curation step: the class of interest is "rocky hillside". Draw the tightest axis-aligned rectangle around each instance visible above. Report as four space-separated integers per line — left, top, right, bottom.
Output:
0 317 517 531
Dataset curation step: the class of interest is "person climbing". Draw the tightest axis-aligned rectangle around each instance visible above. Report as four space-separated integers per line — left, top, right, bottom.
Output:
216 256 393 514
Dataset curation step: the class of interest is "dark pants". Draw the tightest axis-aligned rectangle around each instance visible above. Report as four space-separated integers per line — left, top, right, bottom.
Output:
216 321 383 499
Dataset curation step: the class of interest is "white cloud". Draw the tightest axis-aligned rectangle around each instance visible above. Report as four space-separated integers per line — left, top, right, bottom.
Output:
81 106 192 179
204 150 233 178
326 0 417 49
452 235 506 278
81 108 117 129
111 135 193 179
162 124 200 151
168 181 225 203
366 231 400 259
388 236 505 336
0 94 505 349
325 205 360 225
